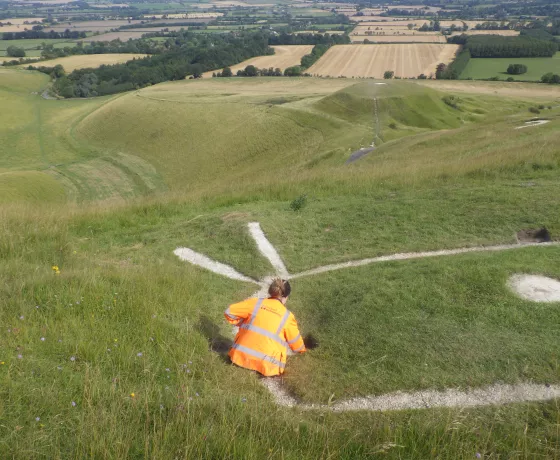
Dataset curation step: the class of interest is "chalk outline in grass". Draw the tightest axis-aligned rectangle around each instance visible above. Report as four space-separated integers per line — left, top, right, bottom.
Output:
174 222 560 411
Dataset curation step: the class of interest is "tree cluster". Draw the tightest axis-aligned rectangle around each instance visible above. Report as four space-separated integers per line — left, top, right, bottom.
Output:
6 45 26 57
541 73 560 84
448 35 558 58
507 63 528 75
53 31 272 98
2 29 86 40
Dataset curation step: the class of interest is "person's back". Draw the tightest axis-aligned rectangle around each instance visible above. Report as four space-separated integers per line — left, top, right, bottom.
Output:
225 279 306 376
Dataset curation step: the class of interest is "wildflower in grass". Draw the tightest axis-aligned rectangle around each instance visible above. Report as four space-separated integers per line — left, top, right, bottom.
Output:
241 397 247 403
130 392 135 398
71 401 76 407
114 339 118 343
19 315 24 320
35 417 40 422
196 393 200 397
40 337 45 342
165 368 170 372
1 361 5 365
57 366 62 370
17 354 23 359
35 305 39 309
107 348 111 352
137 352 143 357
476 454 481 459
70 356 76 362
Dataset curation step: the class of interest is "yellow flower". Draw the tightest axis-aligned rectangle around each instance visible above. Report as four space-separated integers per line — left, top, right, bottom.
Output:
114 338 118 342
51 265 59 271
130 392 135 398
0 361 5 365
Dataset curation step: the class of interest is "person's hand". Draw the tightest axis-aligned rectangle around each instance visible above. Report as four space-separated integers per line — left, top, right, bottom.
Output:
303 334 319 350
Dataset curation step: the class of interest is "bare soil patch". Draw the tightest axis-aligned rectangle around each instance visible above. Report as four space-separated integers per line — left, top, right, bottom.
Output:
516 227 551 243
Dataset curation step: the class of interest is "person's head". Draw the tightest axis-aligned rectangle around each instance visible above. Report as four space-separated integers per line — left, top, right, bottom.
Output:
268 278 291 304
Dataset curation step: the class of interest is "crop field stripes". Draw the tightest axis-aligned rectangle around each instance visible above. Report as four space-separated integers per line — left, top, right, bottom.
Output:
174 222 560 411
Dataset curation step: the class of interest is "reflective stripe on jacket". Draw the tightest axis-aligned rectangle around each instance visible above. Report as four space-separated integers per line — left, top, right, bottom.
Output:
224 297 306 376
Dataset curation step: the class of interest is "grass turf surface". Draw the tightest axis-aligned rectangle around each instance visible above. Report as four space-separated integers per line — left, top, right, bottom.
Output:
460 52 560 81
1 69 559 457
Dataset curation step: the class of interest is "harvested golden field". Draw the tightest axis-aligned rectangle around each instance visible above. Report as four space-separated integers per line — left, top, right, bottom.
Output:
352 34 446 44
26 54 147 72
307 44 460 78
418 79 560 99
81 32 147 42
450 30 520 36
203 45 313 77
439 20 488 28
0 18 44 32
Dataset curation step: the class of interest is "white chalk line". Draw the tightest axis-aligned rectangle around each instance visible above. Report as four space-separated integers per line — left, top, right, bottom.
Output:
248 222 290 278
173 247 258 284
289 241 560 279
262 379 560 412
515 119 551 129
174 223 560 412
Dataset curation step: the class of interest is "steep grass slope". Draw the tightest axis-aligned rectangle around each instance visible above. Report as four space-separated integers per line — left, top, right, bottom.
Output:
1 71 560 458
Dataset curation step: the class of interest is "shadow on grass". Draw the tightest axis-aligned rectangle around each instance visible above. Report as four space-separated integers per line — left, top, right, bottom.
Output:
198 315 232 363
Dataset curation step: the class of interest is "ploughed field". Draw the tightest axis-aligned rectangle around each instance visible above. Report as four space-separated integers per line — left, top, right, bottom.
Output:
307 44 460 78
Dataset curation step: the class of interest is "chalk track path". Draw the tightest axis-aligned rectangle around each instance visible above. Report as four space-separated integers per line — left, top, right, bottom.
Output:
174 222 560 412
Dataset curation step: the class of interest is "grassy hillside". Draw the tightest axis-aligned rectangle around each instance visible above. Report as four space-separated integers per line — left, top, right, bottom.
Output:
1 69 560 458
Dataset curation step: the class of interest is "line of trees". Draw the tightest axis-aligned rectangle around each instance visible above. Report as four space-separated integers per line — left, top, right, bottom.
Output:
448 35 558 58
52 31 272 98
1 29 86 40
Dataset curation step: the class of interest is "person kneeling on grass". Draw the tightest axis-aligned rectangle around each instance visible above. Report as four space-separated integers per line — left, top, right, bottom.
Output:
224 278 307 377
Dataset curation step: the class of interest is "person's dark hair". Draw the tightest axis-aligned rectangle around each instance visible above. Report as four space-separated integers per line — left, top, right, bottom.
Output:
268 278 291 298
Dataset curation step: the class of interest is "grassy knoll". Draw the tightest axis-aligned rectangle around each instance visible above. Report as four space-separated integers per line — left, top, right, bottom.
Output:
460 52 560 81
1 70 560 457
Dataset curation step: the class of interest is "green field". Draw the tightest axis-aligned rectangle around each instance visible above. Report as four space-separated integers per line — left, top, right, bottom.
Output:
1 68 560 458
460 52 560 81
0 38 76 57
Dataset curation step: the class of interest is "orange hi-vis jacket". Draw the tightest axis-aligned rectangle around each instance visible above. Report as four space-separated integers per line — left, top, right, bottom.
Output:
225 297 306 376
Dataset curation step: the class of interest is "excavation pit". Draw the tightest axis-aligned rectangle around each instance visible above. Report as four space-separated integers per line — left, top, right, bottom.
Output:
516 227 551 243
